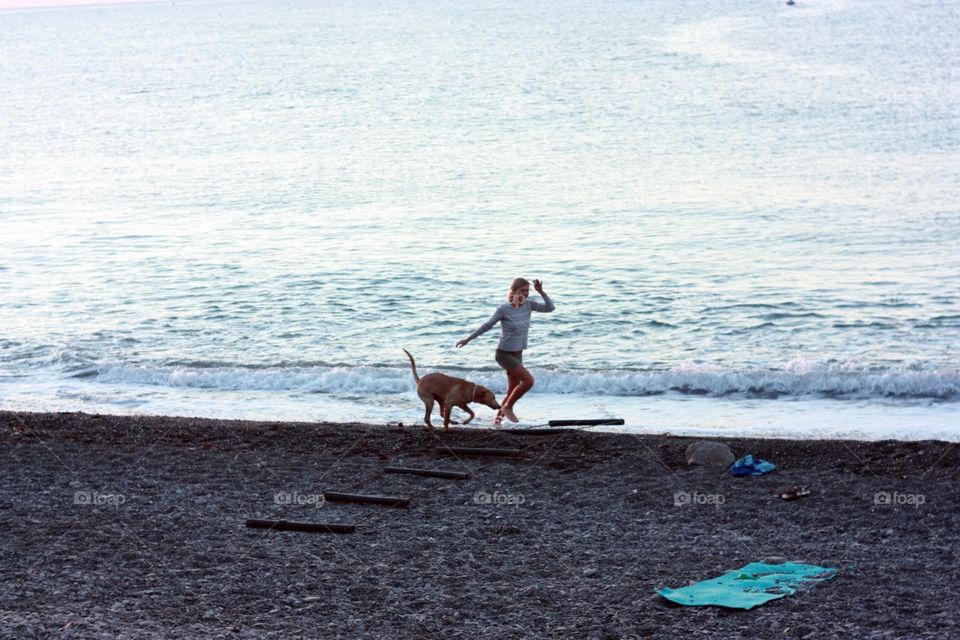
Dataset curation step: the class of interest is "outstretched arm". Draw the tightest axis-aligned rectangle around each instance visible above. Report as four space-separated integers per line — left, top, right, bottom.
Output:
530 279 555 312
457 307 504 348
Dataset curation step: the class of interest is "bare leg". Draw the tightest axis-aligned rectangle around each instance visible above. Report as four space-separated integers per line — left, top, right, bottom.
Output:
502 364 534 422
503 368 523 422
496 369 523 425
506 368 522 398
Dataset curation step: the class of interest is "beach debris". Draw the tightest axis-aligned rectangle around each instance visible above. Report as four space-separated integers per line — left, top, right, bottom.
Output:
548 418 625 427
435 446 522 457
685 441 735 467
658 561 837 609
779 485 811 501
383 466 470 480
729 454 776 476
323 492 410 508
245 519 355 534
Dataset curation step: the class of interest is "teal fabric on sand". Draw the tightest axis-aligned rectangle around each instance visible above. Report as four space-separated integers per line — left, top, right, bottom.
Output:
729 454 776 476
658 562 838 610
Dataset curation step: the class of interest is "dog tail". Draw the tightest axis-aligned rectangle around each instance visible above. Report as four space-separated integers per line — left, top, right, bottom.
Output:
402 348 420 385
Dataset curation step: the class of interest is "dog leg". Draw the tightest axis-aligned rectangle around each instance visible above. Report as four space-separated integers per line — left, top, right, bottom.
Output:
438 400 460 425
459 405 475 425
422 399 435 429
442 403 456 430
417 387 436 429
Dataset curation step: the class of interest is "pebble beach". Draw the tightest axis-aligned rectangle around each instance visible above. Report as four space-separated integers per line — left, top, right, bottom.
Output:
2 411 958 639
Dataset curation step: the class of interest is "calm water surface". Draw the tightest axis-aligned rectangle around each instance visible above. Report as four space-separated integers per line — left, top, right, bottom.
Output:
1 0 958 439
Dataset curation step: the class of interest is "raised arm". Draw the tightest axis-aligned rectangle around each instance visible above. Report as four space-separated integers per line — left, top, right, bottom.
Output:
530 279 555 312
457 306 504 348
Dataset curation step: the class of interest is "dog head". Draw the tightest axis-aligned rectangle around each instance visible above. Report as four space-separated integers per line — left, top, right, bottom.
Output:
475 386 500 410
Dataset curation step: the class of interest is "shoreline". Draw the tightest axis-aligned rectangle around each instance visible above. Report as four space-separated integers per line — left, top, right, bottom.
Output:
2 410 958 638
3 407 960 447
3 391 957 443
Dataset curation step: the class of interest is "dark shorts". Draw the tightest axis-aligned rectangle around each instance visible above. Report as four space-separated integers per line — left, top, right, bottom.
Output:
495 349 523 371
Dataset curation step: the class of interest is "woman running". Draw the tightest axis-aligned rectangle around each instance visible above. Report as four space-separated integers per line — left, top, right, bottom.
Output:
457 277 555 425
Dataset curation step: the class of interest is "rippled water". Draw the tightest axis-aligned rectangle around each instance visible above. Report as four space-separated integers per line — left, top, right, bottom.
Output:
1 0 958 439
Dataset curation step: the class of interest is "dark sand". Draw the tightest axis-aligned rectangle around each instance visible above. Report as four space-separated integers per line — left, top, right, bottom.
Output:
1 410 958 639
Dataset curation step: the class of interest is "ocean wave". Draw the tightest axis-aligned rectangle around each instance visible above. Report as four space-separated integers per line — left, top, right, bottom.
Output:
85 360 960 401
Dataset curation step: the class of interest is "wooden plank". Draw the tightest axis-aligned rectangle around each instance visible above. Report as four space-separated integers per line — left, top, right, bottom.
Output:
383 466 470 480
547 418 625 427
323 492 409 508
435 446 522 457
245 519 355 534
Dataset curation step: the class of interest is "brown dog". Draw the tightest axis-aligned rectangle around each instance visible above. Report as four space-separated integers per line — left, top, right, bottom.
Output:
403 349 500 429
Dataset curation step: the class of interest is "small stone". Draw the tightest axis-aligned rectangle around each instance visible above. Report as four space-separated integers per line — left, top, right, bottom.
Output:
763 556 787 564
583 567 600 577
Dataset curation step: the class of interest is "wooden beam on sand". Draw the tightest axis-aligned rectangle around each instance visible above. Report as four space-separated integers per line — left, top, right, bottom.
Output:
323 492 409 508
435 446 522 457
245 519 355 534
383 466 470 480
548 418 625 427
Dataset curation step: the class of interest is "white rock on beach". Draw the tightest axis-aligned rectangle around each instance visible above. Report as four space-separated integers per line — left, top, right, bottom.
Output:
685 441 735 467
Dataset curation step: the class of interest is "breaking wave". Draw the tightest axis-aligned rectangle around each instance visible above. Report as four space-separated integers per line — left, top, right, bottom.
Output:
85 359 960 401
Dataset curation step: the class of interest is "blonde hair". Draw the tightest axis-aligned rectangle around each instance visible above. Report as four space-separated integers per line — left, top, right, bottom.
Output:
510 277 530 291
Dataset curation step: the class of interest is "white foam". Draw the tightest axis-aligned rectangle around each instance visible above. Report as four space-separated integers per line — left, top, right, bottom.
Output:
2 383 956 442
86 361 960 401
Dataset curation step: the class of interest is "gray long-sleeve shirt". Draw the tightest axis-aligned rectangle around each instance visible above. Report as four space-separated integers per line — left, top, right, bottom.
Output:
467 292 555 351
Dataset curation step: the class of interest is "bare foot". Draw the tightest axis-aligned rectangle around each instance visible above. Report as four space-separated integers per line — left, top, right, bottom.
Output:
493 409 504 427
504 407 519 423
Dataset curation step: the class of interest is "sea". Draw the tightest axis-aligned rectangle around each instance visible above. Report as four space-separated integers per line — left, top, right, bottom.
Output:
1 0 958 441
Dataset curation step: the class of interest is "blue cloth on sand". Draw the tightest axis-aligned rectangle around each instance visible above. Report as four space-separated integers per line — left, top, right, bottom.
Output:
729 454 776 476
658 561 838 609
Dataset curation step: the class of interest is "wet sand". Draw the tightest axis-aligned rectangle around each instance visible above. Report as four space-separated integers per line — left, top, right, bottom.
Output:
1 410 958 639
